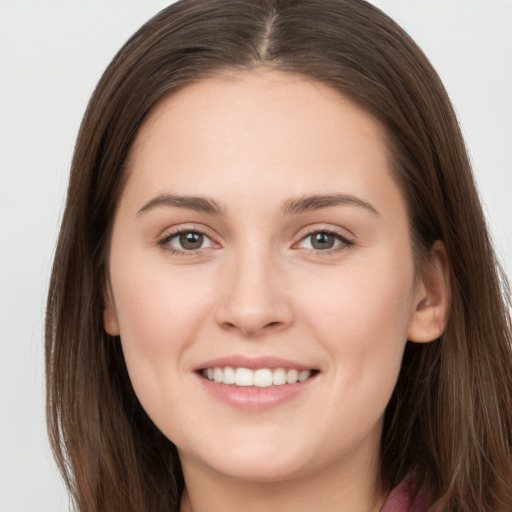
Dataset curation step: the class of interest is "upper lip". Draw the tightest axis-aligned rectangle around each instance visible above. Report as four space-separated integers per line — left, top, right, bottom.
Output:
194 355 316 372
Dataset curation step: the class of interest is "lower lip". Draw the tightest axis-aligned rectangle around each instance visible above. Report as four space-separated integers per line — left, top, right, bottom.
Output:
197 373 318 411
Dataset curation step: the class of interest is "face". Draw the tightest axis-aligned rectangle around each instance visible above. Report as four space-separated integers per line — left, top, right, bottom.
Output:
105 70 433 486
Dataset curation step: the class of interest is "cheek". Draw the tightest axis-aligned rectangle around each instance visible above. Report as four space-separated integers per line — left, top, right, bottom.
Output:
298 250 415 404
109 263 219 444
305 257 413 337
109 253 213 397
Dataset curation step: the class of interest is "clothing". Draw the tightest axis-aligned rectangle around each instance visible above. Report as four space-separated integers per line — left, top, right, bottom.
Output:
379 475 429 512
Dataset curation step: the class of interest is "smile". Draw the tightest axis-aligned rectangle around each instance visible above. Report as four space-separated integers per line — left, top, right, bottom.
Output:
201 367 313 387
196 357 319 410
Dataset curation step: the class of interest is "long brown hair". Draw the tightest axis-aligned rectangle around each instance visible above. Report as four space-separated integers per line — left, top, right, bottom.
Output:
46 1 512 510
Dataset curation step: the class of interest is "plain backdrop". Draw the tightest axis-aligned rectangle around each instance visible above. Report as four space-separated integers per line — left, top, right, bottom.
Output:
1 1 511 511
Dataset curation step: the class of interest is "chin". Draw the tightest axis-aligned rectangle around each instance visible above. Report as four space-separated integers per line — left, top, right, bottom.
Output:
174 424 320 482
199 452 314 483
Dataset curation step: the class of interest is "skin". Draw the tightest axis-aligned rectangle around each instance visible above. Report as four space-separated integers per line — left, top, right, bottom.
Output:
104 69 449 512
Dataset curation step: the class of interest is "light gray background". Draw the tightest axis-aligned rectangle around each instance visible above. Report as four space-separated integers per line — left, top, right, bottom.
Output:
1 1 511 511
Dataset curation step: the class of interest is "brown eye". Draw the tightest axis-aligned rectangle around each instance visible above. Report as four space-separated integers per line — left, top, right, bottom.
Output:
160 230 214 253
179 231 204 250
310 232 336 250
296 230 353 252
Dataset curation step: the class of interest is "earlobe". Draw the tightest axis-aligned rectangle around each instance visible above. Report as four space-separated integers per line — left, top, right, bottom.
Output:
407 241 450 344
103 285 120 336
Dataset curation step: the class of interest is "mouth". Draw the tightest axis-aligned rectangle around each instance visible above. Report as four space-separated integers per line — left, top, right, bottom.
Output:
199 366 318 388
195 356 319 410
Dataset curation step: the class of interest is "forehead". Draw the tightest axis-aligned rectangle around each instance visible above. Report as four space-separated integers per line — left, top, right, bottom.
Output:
131 69 387 156
123 69 399 214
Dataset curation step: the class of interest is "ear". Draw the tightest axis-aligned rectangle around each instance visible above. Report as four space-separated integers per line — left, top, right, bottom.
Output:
103 283 120 336
407 241 450 344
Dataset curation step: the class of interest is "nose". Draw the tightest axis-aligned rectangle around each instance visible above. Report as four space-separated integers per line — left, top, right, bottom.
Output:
214 246 294 337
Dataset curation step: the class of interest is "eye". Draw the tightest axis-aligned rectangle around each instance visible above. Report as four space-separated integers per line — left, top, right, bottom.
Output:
160 230 214 253
297 230 353 251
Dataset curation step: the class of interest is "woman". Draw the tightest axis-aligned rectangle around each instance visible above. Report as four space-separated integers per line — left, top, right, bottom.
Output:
45 0 512 510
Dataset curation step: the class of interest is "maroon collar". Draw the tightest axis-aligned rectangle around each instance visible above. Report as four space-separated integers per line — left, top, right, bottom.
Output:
380 475 429 512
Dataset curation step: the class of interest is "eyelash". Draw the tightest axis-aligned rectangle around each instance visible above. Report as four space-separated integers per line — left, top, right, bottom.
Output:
157 228 354 256
158 229 215 256
296 228 354 255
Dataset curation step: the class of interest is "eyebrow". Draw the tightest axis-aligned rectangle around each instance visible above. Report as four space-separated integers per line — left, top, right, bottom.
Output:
282 194 379 216
137 193 226 216
136 192 379 217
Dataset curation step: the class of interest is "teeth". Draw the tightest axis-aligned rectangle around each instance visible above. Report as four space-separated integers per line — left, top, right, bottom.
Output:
286 369 298 384
253 369 273 387
223 366 235 384
202 367 313 387
273 368 287 385
235 367 253 386
213 367 223 383
298 370 311 382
